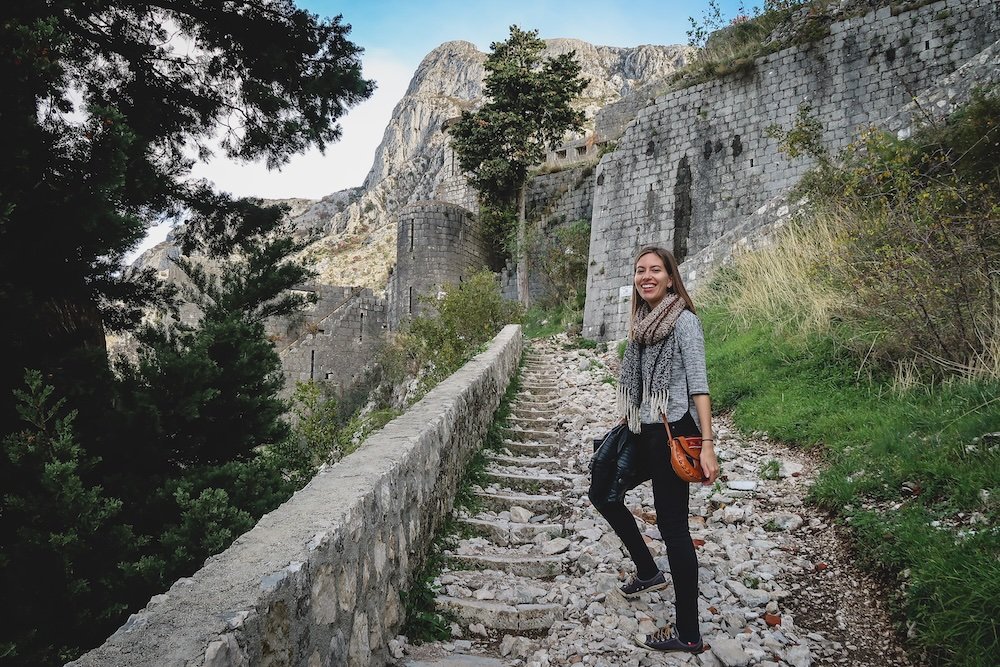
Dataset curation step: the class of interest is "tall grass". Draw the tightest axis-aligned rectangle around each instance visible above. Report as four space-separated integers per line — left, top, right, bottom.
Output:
702 210 848 337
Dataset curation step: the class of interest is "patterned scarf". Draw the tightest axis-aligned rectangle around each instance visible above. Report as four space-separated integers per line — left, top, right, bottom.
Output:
618 293 686 433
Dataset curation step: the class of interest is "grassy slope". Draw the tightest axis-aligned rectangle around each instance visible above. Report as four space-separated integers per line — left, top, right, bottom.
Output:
701 307 1000 666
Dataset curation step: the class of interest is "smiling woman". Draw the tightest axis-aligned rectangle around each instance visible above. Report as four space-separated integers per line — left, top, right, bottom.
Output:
589 244 720 654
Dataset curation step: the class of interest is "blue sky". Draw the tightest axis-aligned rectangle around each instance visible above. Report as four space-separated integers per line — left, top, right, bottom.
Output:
185 1 755 203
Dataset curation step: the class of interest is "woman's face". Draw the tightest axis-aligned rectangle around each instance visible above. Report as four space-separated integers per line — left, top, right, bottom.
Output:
634 251 672 308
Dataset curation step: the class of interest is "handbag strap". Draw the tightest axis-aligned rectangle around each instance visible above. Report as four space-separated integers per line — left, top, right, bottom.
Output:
660 413 675 441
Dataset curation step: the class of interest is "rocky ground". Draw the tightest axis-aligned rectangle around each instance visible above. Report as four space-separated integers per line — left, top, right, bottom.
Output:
398 336 917 667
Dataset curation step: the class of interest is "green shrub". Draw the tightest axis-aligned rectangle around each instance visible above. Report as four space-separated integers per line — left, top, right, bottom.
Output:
289 380 341 466
1 372 136 665
378 270 522 399
530 219 591 307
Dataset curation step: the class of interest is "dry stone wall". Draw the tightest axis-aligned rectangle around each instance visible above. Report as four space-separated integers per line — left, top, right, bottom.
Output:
69 325 523 667
583 0 1000 340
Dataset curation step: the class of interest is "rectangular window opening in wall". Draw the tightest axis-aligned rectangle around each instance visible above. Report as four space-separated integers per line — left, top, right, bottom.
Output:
325 372 334 380
359 311 364 342
556 149 567 159
409 223 414 252
309 350 315 381
575 146 587 156
408 286 413 313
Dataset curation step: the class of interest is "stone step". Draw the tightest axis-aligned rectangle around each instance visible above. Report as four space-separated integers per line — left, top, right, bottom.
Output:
475 490 562 515
509 410 557 419
487 453 562 468
504 427 560 444
500 439 558 457
515 391 560 403
405 654 509 667
512 405 557 414
508 416 557 429
484 469 568 493
458 517 563 545
514 396 560 410
520 380 558 388
518 387 558 398
510 412 557 424
435 596 563 632
446 552 564 579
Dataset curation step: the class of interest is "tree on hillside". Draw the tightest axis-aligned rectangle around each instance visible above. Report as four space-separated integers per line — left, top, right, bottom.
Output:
0 0 373 433
0 3 372 663
449 25 587 306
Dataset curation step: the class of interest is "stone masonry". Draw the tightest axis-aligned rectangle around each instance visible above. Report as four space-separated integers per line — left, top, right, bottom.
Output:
502 164 598 303
278 286 387 396
388 201 503 329
69 325 523 667
583 0 1000 340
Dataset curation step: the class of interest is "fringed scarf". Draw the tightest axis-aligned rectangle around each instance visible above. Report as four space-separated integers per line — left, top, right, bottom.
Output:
618 293 686 433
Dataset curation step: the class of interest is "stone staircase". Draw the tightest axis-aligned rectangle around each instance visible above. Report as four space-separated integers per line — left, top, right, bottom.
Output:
431 347 573 637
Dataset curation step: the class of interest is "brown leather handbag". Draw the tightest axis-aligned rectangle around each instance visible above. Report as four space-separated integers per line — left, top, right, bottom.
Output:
661 414 705 483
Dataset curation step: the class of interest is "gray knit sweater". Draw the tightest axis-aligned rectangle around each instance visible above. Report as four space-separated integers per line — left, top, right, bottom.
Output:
636 310 710 425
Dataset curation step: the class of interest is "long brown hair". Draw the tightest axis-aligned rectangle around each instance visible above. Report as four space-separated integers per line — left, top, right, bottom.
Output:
629 245 696 329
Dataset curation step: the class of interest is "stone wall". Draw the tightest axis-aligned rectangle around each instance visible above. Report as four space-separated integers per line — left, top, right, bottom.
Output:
582 0 1000 340
69 325 524 667
278 286 387 396
432 140 479 212
526 165 596 226
501 165 598 302
389 201 502 329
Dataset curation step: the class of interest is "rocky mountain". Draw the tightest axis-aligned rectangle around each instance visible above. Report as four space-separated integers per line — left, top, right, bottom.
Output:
135 38 693 291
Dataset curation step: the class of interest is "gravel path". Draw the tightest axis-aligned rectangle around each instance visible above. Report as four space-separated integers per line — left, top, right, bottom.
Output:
399 338 917 667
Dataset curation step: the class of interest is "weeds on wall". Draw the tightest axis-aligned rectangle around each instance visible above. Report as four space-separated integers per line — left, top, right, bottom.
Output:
765 103 829 160
522 220 592 339
673 0 841 90
399 516 460 643
377 271 523 402
712 89 1000 383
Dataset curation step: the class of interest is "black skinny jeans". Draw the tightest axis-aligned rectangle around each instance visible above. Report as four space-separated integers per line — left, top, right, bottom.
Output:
594 413 701 643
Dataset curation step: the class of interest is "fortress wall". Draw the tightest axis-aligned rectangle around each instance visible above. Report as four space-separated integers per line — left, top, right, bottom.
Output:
502 165 599 303
583 0 1000 340
70 325 523 667
526 165 596 227
279 287 387 396
389 202 500 329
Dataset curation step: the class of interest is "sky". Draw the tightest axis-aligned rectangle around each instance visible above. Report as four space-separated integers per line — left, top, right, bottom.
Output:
136 0 752 257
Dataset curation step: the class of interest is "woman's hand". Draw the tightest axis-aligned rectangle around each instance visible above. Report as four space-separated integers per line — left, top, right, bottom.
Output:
700 445 719 486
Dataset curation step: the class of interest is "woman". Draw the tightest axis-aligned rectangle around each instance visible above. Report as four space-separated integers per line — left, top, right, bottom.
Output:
594 245 719 653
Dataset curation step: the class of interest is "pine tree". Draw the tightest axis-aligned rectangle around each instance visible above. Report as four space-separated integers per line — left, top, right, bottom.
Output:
0 1 373 431
449 26 588 305
1 372 135 665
